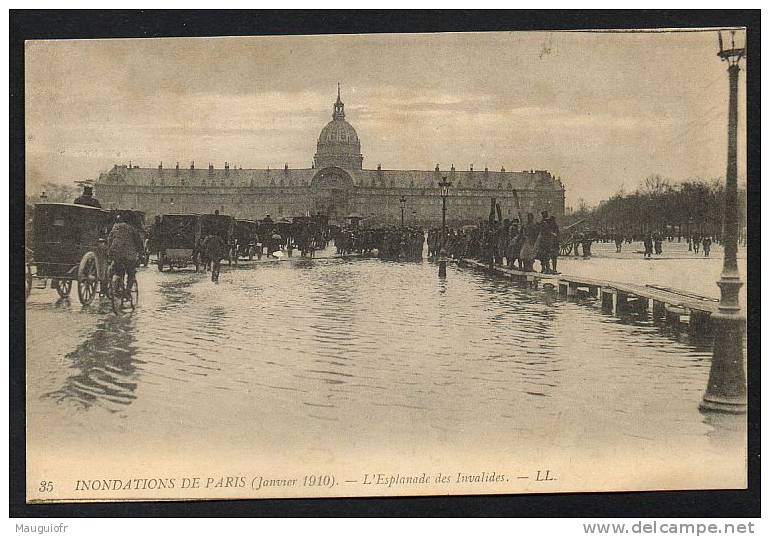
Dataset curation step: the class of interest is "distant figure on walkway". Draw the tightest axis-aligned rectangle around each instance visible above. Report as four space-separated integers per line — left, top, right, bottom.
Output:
692 234 701 254
581 228 593 258
643 232 653 259
702 236 712 257
572 232 582 257
518 213 537 272
614 232 623 253
535 211 555 274
507 220 521 269
653 231 663 255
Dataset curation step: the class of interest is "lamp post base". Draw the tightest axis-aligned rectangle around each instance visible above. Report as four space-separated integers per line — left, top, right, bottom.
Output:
700 306 746 415
699 396 747 414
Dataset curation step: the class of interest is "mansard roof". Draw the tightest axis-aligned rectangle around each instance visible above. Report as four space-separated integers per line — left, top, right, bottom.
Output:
97 164 564 191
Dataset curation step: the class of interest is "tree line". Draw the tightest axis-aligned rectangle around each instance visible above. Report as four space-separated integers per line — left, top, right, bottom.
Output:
572 176 747 242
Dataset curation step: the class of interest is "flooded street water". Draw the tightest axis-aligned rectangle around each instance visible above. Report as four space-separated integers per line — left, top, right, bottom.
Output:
25 244 747 498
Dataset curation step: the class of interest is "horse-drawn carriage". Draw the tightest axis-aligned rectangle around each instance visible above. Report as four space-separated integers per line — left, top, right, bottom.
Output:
197 213 236 265
154 214 200 272
233 219 258 261
291 216 323 257
25 202 112 305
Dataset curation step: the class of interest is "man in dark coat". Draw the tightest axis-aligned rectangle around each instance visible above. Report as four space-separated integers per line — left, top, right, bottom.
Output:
74 185 102 208
107 214 143 291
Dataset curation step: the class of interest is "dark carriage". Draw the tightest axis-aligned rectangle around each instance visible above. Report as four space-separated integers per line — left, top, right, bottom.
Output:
196 213 236 265
291 216 324 256
154 214 200 272
233 219 258 261
25 203 112 304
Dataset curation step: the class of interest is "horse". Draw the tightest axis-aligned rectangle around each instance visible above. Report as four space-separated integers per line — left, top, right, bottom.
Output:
199 235 228 282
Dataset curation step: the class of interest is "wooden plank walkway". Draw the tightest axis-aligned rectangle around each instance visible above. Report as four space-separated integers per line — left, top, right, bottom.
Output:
459 259 720 325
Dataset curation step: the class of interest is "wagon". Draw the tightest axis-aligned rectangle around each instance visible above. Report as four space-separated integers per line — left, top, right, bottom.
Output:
25 203 112 305
559 219 587 256
154 214 200 272
197 213 236 265
233 219 258 261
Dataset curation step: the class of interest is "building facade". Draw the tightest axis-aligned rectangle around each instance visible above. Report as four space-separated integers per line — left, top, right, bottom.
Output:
95 88 566 226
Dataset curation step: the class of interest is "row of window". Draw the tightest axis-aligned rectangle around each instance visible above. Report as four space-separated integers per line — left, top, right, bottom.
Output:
147 179 523 189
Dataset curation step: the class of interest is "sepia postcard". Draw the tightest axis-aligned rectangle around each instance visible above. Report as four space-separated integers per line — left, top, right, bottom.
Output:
23 27 749 503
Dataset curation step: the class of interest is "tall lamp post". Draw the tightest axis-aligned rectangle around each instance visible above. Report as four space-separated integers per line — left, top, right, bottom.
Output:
438 176 451 278
400 196 406 227
701 30 746 414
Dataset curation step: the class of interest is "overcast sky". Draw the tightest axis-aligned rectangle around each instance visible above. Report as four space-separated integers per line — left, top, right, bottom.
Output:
25 30 746 206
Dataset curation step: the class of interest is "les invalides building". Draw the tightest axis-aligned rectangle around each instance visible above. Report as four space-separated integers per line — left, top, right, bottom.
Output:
95 87 566 225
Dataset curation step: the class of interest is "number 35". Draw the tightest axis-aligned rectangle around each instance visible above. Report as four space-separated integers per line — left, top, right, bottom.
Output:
38 481 53 493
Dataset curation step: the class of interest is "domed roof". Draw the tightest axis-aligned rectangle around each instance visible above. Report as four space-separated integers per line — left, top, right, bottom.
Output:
314 84 363 170
318 117 359 145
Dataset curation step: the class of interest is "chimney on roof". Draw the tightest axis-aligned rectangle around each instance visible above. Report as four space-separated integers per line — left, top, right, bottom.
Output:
284 163 289 172
435 163 440 172
208 163 214 175
484 166 489 174
469 164 473 172
158 162 163 174
501 166 505 173
191 161 195 170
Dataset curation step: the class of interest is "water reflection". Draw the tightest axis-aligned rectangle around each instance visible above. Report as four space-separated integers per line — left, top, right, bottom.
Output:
27 257 745 457
44 315 139 412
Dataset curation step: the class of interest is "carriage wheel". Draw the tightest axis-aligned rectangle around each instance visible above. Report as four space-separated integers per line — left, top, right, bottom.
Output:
77 252 98 305
56 279 72 298
25 264 32 300
560 243 573 256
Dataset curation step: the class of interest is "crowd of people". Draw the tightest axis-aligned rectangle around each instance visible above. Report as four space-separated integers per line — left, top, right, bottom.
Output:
334 226 425 260
427 211 562 274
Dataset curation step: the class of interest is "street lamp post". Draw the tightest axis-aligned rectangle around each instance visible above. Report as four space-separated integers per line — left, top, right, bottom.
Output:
701 30 746 414
438 176 451 278
400 196 406 227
